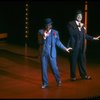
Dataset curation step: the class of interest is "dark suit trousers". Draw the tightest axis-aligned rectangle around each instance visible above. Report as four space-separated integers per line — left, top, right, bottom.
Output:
70 45 87 78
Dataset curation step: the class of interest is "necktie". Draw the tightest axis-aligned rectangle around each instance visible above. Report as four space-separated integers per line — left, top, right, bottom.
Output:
77 22 81 27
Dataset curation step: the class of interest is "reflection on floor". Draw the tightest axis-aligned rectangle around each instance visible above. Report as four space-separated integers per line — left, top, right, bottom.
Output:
0 43 100 99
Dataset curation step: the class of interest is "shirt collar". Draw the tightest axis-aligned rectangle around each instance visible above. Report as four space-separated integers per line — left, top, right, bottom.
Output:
75 20 80 26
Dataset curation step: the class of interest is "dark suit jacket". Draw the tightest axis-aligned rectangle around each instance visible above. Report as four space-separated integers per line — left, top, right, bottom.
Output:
67 20 93 53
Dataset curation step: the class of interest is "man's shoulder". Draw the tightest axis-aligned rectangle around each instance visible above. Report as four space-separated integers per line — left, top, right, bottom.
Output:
68 20 77 29
68 20 75 25
51 29 58 33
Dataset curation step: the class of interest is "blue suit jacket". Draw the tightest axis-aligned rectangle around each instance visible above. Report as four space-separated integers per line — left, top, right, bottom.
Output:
67 20 93 53
38 29 66 58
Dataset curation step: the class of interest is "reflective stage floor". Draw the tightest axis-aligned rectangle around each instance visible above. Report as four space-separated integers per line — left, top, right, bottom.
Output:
0 43 100 99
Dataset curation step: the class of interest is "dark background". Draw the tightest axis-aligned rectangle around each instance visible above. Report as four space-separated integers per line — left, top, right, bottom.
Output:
0 0 100 60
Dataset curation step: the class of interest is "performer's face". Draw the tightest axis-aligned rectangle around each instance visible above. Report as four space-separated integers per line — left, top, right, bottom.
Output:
45 24 52 31
76 13 82 22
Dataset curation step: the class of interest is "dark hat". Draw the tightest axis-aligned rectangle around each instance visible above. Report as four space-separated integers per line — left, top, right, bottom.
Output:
74 10 83 19
44 18 53 26
76 10 83 15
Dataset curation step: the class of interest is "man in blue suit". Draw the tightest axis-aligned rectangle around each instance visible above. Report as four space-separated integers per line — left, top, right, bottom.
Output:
38 18 72 88
67 10 100 81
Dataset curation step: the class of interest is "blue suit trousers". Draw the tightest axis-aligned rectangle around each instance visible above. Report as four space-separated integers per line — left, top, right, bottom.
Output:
41 53 60 86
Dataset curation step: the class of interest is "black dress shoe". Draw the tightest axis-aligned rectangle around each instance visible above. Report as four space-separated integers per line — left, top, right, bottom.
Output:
57 80 62 86
71 77 76 81
82 76 92 80
41 85 48 89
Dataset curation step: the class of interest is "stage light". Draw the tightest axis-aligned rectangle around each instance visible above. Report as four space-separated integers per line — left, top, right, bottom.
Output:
25 13 28 16
25 1 29 42
26 4 28 7
25 26 28 29
25 8 28 11
25 17 28 20
25 22 28 24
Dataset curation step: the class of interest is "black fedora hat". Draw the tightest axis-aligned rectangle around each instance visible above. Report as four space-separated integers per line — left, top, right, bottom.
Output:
76 10 83 15
44 18 53 26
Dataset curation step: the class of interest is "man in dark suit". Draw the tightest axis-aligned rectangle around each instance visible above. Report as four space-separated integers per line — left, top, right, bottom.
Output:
38 18 72 88
67 10 100 81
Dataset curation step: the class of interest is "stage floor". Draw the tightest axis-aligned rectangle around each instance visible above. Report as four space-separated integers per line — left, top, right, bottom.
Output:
0 43 100 99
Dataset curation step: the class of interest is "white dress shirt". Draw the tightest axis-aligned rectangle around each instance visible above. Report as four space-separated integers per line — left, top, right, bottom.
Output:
75 20 86 31
43 29 51 39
